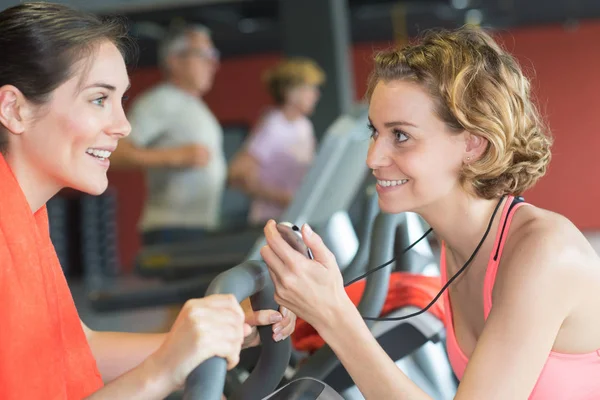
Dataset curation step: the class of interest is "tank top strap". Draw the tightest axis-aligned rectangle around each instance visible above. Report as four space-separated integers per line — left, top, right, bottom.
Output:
483 196 528 318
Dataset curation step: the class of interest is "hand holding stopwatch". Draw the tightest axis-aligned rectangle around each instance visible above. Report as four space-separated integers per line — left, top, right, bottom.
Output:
276 222 314 260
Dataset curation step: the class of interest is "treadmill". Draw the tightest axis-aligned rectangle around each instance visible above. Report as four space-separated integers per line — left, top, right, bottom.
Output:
134 102 373 282
88 104 370 311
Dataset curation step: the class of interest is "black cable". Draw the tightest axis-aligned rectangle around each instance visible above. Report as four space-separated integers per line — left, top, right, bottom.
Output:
343 227 433 287
356 196 506 322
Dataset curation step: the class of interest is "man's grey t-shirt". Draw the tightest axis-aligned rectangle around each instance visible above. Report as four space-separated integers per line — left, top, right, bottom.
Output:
127 83 226 232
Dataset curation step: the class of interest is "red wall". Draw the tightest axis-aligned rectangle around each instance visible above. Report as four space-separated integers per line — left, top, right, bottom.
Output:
493 23 600 223
109 22 600 270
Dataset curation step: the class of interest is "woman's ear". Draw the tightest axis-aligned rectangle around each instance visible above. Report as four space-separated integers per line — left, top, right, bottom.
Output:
0 85 28 135
464 132 488 163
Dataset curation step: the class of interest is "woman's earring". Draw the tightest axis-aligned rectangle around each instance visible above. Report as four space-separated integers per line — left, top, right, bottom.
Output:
466 156 471 162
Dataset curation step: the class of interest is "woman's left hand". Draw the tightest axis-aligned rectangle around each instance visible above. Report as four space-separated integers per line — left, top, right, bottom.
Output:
260 220 348 330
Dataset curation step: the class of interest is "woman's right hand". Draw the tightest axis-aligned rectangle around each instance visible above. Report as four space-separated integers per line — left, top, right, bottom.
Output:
148 294 250 391
261 221 348 330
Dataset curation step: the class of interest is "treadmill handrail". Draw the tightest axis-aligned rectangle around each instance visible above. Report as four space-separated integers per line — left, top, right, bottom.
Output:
293 212 399 380
342 183 379 282
183 260 291 400
356 212 400 324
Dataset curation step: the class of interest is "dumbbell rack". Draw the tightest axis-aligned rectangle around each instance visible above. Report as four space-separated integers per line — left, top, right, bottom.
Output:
47 188 121 290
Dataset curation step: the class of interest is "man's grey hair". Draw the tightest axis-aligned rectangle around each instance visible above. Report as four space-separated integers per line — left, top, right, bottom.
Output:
157 24 211 70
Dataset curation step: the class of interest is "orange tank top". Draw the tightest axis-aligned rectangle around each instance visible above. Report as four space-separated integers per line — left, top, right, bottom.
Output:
0 155 103 399
441 195 600 399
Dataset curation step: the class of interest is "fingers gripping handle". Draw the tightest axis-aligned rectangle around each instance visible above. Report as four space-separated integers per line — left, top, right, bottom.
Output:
183 260 266 400
183 260 291 400
230 273 292 400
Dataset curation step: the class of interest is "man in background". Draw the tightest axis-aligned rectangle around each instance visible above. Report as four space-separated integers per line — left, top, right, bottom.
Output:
112 24 226 246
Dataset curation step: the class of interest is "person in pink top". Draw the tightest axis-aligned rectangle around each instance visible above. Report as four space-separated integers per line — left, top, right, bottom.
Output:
260 26 600 399
228 58 324 225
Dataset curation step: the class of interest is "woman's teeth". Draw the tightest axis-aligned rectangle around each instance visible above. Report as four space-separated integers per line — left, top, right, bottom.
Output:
86 148 112 160
377 179 408 187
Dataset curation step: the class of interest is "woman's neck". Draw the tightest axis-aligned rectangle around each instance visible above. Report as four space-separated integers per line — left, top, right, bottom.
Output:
418 191 506 267
280 104 303 121
4 151 60 213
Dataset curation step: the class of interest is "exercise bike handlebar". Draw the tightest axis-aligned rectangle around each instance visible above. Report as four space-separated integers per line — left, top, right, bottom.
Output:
183 260 292 400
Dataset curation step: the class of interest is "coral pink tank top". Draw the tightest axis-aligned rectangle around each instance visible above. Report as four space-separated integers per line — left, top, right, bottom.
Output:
441 196 600 399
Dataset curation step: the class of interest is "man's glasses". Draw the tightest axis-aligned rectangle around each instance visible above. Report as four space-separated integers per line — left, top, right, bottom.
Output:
181 48 220 62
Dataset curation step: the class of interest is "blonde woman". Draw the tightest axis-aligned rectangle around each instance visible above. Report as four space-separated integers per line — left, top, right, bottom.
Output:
261 27 600 399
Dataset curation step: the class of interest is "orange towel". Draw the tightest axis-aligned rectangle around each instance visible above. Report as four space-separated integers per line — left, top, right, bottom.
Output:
292 272 445 353
0 155 103 399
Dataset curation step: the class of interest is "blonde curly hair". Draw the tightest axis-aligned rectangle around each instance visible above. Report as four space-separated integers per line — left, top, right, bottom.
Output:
263 58 325 105
366 26 552 199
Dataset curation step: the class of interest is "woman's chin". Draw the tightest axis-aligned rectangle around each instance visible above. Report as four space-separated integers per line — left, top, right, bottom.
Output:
73 177 109 196
376 188 427 215
378 197 411 215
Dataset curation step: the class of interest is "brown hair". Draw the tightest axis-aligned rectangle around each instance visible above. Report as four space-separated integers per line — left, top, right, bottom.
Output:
263 58 326 105
0 2 135 154
366 26 552 199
